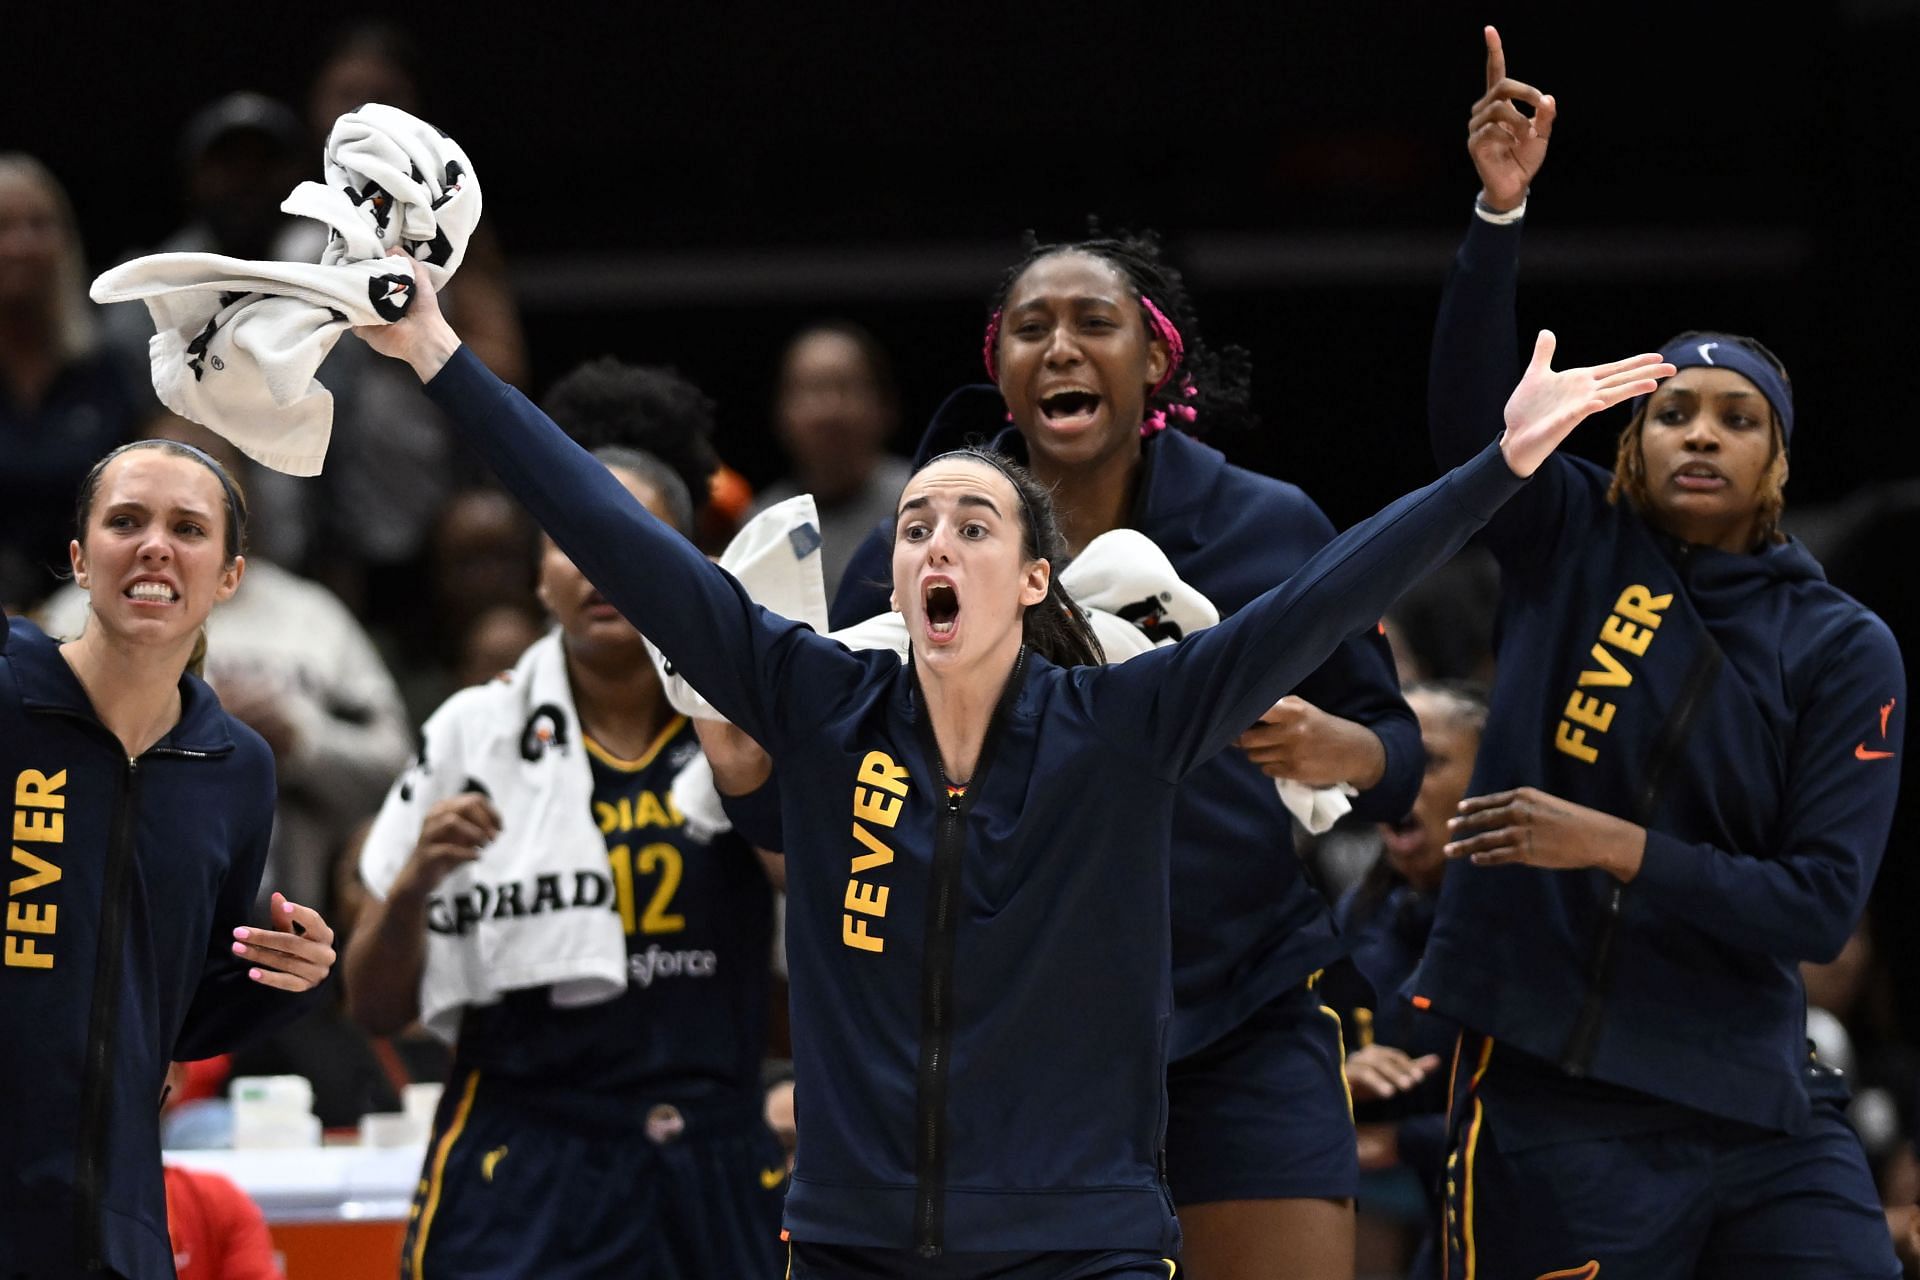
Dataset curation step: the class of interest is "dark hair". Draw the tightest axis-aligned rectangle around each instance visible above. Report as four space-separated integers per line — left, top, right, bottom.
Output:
74 439 249 677
904 449 1104 669
779 320 898 409
543 359 721 518
591 444 695 535
988 225 1255 436
1347 679 1490 926
1608 330 1791 545
1402 678 1489 739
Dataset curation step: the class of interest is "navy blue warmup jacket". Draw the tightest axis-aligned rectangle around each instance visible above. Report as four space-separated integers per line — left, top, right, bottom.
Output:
423 345 1520 1253
831 389 1422 1059
0 615 321 1279
1410 215 1908 1135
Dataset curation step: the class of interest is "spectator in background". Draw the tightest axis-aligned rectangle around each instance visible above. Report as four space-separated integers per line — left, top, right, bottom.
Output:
750 322 909 597
38 414 414 913
454 601 544 688
1328 682 1488 1279
394 487 539 726
95 91 323 570
0 154 140 612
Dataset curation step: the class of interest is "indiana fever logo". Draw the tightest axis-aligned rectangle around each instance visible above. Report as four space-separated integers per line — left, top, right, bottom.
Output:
520 704 570 762
1116 594 1184 644
368 272 414 323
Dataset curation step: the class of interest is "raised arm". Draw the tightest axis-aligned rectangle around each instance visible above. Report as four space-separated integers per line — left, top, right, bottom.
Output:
1430 28 1588 567
1089 334 1670 781
356 264 864 754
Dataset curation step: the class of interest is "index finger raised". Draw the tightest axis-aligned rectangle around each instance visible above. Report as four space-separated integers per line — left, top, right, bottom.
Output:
1484 25 1505 92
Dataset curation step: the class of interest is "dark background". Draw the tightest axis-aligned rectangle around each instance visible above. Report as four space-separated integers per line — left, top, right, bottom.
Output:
11 2 1919 993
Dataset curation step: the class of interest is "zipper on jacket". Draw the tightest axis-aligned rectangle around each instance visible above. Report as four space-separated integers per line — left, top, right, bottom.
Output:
1560 566 1724 1076
909 647 1026 1257
75 756 142 1269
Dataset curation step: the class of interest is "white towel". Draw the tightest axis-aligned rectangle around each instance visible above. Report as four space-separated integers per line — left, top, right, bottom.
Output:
655 511 1356 832
89 104 480 476
646 495 829 721
359 632 627 1043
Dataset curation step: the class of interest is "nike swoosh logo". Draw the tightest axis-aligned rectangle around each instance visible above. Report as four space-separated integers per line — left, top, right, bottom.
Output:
1857 744 1895 760
760 1166 787 1189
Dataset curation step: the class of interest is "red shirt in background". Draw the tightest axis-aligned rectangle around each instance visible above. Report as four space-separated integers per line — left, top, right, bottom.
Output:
164 1164 284 1280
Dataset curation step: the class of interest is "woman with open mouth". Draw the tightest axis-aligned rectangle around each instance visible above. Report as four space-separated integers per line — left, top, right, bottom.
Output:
827 229 1433 1280
357 250 1664 1280
1409 28 1906 1280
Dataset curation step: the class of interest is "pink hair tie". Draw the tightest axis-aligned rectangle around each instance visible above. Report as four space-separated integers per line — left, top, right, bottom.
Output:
982 308 1003 381
1141 409 1171 437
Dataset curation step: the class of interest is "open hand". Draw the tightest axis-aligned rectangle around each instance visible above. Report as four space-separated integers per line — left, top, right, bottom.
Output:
1501 333 1672 477
1346 1043 1443 1103
232 892 337 992
1470 26 1556 212
1446 785 1646 882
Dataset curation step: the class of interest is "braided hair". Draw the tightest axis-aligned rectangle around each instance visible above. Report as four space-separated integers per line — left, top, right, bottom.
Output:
984 226 1255 437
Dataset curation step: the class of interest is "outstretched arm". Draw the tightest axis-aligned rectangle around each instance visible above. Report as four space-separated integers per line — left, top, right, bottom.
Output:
1090 334 1671 781
356 263 864 755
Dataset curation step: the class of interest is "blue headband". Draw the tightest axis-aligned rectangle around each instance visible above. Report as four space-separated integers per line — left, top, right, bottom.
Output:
1638 333 1795 449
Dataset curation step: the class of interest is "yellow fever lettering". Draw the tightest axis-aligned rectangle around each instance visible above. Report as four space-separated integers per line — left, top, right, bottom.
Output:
14 770 66 810
849 823 895 874
10 847 60 896
7 768 66 970
1553 585 1672 765
845 751 909 954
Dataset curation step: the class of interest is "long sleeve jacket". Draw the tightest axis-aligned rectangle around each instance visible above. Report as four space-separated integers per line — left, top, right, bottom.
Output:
423 345 1523 1252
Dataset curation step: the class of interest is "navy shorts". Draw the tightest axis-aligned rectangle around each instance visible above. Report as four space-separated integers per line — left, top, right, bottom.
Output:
402 1070 786 1279
787 1243 1178 1279
1441 1036 1898 1280
1163 978 1357 1204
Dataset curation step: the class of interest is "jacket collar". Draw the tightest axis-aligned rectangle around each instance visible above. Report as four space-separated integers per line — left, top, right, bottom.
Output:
4 615 236 756
913 384 1232 545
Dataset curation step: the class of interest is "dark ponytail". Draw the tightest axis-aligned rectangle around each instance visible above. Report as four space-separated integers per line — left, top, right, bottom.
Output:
914 448 1105 669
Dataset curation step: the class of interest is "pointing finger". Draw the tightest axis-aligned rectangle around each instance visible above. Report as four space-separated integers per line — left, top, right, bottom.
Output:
1484 25 1505 92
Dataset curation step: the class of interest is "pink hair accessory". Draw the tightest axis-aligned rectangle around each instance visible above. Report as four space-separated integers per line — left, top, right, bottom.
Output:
1138 295 1185 395
982 308 1003 380
1141 410 1170 437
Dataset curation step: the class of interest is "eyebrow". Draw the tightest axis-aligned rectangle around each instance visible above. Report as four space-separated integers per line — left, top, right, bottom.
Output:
1008 294 1124 313
103 499 215 521
896 492 1004 519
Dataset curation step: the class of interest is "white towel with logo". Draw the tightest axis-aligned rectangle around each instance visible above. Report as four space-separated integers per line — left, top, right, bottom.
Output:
360 632 627 1043
653 507 1356 832
89 103 480 476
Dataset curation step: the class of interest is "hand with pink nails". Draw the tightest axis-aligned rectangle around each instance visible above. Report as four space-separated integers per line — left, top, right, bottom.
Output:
230 891 337 991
